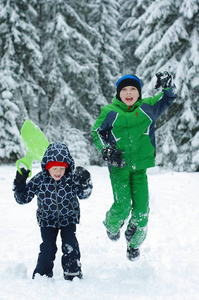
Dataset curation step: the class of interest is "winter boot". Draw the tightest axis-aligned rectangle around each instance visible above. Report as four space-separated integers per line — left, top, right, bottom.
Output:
106 221 124 241
125 223 137 243
32 270 53 279
127 246 140 261
64 270 83 281
106 229 120 241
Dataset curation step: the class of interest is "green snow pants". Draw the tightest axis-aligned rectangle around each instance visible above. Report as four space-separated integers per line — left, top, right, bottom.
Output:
104 166 149 249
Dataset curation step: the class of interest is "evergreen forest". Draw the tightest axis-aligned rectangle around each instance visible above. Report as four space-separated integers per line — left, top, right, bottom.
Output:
0 0 199 171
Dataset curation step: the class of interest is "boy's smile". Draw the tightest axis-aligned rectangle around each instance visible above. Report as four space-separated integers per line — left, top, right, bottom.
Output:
126 97 133 102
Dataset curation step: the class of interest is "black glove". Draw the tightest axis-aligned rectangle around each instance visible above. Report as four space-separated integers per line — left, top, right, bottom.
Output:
75 167 91 185
155 71 172 89
15 168 30 184
102 145 126 168
74 166 93 199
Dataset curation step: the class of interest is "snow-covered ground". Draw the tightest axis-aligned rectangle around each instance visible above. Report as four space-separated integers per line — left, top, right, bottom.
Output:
0 165 199 300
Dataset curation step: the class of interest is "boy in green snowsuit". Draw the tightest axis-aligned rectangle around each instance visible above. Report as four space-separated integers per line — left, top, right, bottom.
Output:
92 72 177 260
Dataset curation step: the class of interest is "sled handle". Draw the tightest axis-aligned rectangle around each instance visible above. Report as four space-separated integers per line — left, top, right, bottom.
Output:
16 151 34 177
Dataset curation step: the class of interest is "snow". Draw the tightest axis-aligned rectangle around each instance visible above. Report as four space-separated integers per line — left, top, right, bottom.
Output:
2 91 12 99
0 165 199 300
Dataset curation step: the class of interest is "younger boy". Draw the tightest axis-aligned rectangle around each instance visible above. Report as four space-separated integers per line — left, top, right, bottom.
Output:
13 142 92 280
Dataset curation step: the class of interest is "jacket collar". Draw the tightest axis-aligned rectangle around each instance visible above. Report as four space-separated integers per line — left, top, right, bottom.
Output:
112 96 141 111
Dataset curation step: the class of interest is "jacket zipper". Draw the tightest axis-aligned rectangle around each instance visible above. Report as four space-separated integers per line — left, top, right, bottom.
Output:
55 181 60 228
126 111 133 166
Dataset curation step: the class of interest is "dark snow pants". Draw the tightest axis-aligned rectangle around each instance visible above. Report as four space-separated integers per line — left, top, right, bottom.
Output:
104 166 149 248
33 224 81 278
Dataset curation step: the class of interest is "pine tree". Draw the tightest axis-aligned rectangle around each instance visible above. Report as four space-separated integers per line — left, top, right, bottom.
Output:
40 0 105 164
87 0 123 102
1 0 198 171
0 0 27 161
173 0 199 171
119 0 151 74
0 90 23 163
0 0 46 162
7 0 44 123
0 0 24 109
119 0 199 171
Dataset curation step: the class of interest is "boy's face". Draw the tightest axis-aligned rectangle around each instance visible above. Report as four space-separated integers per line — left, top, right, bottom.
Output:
120 85 140 106
48 167 66 181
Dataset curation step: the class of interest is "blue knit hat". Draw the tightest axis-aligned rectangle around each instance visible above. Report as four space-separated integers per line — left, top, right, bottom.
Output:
116 75 142 100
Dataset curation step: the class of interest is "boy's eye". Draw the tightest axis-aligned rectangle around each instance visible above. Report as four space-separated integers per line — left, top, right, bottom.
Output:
121 87 136 91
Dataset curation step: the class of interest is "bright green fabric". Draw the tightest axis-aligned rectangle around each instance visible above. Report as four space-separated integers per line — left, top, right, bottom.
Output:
92 88 176 249
104 166 149 248
92 93 163 170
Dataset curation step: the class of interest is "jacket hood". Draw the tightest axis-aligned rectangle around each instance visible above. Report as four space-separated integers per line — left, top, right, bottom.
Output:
41 142 75 174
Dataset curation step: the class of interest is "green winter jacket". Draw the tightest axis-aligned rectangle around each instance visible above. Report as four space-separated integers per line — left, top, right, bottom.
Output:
92 85 177 170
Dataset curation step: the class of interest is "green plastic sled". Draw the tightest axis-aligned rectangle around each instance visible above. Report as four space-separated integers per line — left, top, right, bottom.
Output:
16 119 49 177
